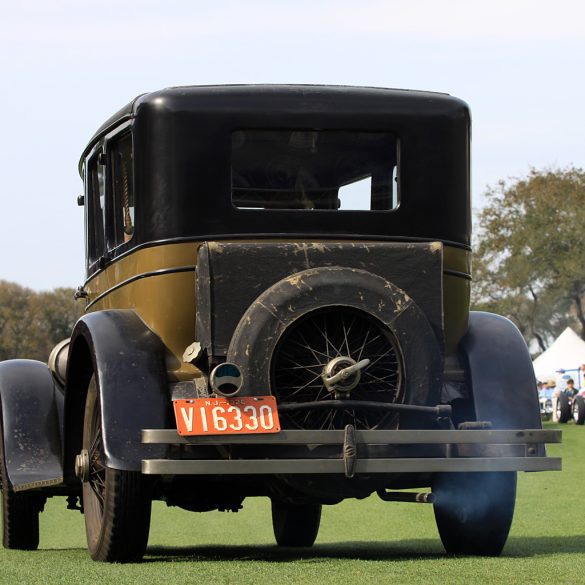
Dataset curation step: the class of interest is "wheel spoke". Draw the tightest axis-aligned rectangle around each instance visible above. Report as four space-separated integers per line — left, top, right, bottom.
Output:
342 316 352 357
361 370 395 385
273 308 402 430
89 426 102 456
362 348 396 369
356 328 371 362
286 372 326 397
286 337 330 362
90 475 105 508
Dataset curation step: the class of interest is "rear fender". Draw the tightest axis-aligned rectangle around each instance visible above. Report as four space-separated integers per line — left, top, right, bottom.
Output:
65 310 169 475
461 311 541 430
0 360 64 491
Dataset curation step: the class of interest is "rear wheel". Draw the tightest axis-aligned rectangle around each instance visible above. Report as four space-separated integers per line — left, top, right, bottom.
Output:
81 376 152 562
573 395 585 425
556 393 571 423
1 428 44 550
271 500 322 547
433 472 516 556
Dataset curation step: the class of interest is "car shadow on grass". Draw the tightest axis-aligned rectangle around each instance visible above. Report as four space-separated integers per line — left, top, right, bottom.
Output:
144 534 585 563
144 541 444 563
505 534 585 557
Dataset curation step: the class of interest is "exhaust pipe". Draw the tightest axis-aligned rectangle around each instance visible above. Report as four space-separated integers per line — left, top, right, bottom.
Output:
210 362 244 397
377 489 435 504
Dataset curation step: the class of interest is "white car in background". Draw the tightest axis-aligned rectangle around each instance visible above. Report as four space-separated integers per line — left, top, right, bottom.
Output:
539 388 554 420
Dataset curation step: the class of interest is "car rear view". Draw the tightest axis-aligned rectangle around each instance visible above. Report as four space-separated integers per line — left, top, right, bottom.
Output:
0 86 560 562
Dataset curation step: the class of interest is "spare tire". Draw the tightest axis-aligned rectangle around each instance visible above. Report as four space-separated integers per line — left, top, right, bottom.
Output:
227 266 442 430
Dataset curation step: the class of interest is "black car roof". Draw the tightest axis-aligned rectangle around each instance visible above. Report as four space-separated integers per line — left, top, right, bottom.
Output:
81 84 462 161
80 85 471 250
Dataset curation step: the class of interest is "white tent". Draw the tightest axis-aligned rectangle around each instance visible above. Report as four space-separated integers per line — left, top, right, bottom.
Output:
533 327 585 382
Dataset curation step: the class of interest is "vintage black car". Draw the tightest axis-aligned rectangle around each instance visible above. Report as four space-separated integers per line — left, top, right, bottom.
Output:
0 85 560 562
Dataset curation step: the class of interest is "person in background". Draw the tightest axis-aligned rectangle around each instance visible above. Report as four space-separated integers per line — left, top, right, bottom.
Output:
565 378 578 397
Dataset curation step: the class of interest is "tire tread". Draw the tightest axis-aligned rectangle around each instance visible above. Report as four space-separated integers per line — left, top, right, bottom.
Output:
272 500 321 547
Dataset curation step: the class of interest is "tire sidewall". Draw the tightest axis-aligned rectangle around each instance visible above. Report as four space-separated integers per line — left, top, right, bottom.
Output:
0 409 40 550
80 374 152 562
574 395 585 425
558 393 571 423
81 376 105 556
433 471 517 556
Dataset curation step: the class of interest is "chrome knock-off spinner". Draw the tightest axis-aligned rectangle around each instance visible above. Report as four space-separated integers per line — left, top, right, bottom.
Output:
322 357 370 398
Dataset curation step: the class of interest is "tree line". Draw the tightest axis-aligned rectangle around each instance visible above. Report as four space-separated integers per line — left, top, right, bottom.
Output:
473 166 585 354
0 281 83 362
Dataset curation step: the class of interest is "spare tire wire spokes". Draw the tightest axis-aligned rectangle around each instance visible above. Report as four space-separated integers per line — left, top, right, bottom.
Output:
272 307 402 430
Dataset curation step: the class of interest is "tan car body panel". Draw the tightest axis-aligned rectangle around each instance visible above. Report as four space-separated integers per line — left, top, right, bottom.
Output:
84 240 470 380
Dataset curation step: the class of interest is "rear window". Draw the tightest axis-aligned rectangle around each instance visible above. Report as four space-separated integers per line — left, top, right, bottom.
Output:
231 130 399 211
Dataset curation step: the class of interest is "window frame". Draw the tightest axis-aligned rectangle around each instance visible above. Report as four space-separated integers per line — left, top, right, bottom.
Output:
84 141 107 273
83 121 135 276
230 128 401 213
106 129 135 251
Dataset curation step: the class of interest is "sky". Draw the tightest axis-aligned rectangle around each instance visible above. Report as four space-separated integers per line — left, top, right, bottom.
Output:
1 0 584 290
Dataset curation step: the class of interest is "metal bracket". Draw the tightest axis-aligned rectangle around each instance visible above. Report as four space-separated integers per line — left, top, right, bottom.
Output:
343 424 357 478
458 421 492 430
182 341 203 364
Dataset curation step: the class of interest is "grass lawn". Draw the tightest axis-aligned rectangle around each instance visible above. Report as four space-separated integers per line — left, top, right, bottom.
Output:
0 421 577 585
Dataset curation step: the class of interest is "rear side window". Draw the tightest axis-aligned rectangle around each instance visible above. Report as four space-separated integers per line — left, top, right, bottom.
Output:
84 131 135 273
109 133 134 248
231 130 399 211
86 151 106 267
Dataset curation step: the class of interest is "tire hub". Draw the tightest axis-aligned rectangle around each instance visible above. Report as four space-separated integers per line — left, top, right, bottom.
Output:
322 356 363 397
75 449 90 483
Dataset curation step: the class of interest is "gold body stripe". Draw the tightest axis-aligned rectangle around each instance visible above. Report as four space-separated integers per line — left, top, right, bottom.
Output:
84 241 471 378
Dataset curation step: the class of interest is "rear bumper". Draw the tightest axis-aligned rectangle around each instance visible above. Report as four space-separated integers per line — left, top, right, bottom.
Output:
141 428 561 476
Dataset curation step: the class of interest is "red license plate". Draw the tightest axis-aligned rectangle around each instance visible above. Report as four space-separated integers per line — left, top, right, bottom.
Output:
173 396 281 436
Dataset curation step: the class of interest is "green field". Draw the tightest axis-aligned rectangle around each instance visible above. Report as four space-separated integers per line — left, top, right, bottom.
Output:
0 422 578 585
